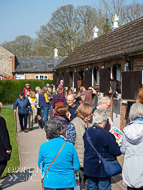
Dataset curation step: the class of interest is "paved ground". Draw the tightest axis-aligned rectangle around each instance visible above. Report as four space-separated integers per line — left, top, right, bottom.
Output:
0 123 46 190
0 109 127 190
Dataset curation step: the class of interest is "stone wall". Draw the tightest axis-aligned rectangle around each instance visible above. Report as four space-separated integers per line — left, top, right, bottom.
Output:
0 46 15 79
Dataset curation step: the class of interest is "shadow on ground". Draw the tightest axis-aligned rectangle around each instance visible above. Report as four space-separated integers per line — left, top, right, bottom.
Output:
0 168 34 189
111 174 122 184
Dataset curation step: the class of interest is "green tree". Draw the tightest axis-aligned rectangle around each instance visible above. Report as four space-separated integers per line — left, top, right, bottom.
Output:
2 35 34 57
36 5 80 57
76 5 97 43
35 5 99 56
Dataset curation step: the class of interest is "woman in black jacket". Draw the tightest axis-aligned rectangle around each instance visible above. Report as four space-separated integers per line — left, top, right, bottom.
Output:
0 102 11 177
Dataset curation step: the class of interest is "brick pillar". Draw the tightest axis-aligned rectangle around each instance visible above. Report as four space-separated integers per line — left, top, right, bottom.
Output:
12 56 15 73
120 102 128 131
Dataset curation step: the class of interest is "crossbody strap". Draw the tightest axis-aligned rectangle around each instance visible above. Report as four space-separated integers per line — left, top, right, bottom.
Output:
86 130 102 163
42 141 66 181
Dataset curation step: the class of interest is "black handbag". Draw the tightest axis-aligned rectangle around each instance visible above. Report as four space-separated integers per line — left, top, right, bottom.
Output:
86 130 122 177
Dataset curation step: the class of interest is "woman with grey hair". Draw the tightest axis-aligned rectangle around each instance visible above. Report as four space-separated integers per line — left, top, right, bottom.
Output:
38 120 80 190
83 108 121 190
92 96 113 131
121 102 143 190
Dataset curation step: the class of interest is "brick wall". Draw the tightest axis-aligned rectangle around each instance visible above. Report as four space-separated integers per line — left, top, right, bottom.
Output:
132 54 143 71
25 73 53 80
0 46 15 79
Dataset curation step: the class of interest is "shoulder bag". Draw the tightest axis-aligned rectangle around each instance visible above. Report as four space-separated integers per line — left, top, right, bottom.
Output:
41 141 66 190
86 130 122 177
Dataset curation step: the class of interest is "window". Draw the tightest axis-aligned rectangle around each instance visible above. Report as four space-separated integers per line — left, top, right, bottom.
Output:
16 73 25 79
113 64 121 82
0 77 2 80
93 67 99 85
34 74 48 80
124 63 129 71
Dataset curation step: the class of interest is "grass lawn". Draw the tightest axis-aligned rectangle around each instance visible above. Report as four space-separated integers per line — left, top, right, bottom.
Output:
0 108 20 178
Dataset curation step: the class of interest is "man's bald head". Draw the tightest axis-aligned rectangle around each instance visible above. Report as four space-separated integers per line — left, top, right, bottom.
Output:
66 94 76 107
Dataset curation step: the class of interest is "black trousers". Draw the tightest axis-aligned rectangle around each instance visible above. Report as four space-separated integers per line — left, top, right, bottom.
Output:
18 114 28 130
128 187 143 190
0 161 7 177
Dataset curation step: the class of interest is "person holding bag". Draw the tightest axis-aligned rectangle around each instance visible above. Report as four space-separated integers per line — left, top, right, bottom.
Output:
0 102 12 178
83 108 121 190
38 120 80 190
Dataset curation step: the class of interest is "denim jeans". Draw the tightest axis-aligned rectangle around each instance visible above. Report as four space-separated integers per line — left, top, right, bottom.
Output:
41 107 49 127
44 188 74 190
47 105 53 119
87 176 111 190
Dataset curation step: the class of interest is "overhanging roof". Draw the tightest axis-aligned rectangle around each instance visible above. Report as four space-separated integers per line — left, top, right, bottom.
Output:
55 17 143 69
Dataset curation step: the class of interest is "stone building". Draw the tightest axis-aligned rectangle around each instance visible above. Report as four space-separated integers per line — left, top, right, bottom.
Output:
0 46 15 79
53 16 143 130
0 45 65 80
14 57 65 80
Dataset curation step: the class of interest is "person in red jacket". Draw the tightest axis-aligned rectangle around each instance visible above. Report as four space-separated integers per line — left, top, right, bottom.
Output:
58 80 64 94
23 84 31 97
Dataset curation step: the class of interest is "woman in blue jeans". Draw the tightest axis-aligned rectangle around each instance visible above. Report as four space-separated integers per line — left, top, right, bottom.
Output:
83 108 121 190
38 120 80 190
39 87 50 127
47 87 55 119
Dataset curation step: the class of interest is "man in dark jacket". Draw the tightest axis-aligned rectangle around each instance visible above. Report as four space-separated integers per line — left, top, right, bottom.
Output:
13 92 31 132
66 94 79 121
92 96 112 131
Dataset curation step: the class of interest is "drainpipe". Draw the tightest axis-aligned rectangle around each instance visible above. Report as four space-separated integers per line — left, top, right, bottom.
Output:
123 56 131 71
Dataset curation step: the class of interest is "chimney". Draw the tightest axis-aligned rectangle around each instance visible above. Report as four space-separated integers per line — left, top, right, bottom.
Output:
93 26 98 39
54 48 58 58
113 14 119 29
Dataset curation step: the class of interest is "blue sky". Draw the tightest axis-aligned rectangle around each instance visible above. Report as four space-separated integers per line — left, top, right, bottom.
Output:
0 0 142 44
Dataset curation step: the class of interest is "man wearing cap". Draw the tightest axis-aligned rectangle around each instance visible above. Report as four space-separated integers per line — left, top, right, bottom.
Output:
23 84 31 97
13 92 31 132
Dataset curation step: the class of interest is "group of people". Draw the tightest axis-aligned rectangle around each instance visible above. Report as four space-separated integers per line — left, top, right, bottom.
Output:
13 81 97 133
1 81 143 190
38 97 143 190
13 83 55 132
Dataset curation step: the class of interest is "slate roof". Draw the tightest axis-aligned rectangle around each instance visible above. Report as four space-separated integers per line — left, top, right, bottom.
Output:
55 17 143 69
15 57 65 73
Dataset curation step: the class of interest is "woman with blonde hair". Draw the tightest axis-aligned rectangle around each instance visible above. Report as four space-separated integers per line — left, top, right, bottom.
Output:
28 91 37 130
39 86 50 127
35 89 43 128
0 102 12 179
67 102 93 190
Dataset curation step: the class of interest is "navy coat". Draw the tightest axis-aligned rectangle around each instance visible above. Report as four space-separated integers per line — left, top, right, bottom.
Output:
83 125 121 178
13 97 31 114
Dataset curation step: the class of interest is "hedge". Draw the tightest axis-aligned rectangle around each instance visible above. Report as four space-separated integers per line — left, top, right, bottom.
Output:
0 79 53 104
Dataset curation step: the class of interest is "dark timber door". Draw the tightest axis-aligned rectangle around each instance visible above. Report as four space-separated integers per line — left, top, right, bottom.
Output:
122 71 142 100
99 68 110 93
84 70 92 89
